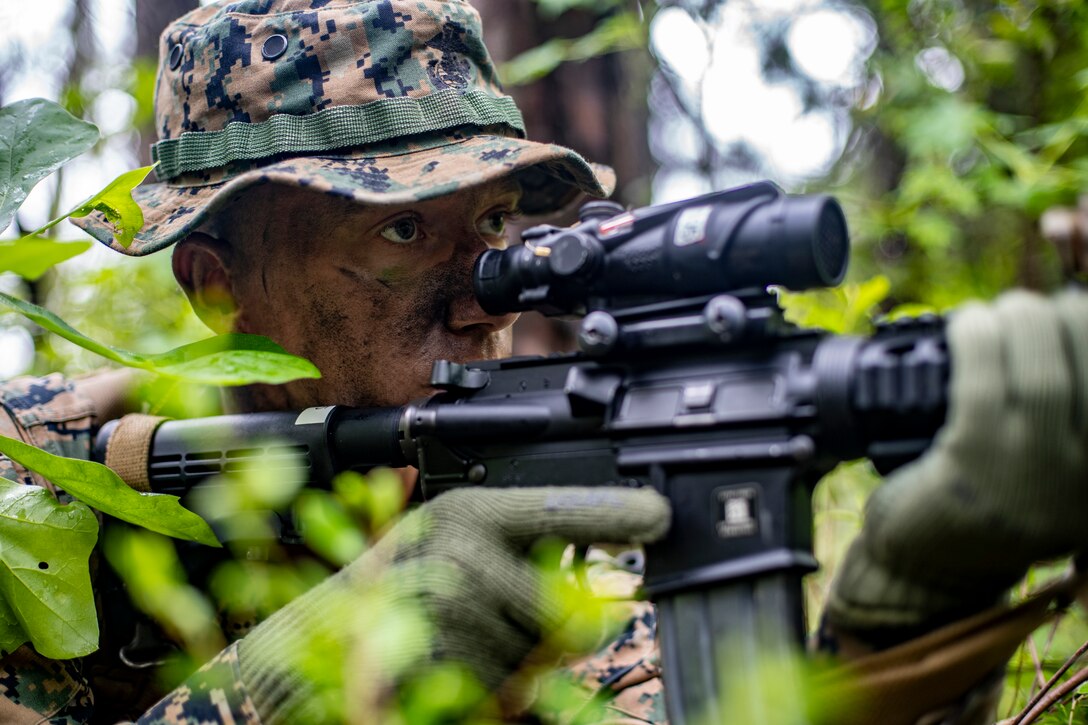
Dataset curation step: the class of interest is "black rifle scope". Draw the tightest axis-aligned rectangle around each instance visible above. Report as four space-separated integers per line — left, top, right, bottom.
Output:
475 180 848 315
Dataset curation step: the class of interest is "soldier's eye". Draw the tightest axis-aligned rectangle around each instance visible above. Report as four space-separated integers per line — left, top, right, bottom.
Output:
477 209 516 237
380 216 423 244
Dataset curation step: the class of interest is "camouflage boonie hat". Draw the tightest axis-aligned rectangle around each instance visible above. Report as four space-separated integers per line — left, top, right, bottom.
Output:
73 0 615 256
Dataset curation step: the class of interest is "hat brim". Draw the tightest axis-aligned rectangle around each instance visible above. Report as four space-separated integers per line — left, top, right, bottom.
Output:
72 134 616 256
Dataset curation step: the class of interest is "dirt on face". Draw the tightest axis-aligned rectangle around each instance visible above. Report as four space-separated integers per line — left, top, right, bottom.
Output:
212 181 521 411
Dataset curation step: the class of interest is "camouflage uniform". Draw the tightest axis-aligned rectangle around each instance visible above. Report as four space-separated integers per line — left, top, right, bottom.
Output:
563 558 665 725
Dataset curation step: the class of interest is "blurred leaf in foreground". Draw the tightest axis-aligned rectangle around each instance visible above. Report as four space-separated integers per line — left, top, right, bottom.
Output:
0 239 91 280
0 291 320 386
778 276 892 335
103 527 224 662
501 11 645 85
0 434 219 547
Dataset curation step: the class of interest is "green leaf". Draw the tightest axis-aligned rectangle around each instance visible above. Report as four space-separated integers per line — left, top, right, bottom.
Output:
501 12 645 85
532 0 624 19
0 290 140 366
0 291 321 386
70 165 155 249
0 435 219 548
884 303 940 321
0 238 91 280
778 276 890 335
102 527 224 661
145 333 321 385
0 590 27 655
0 99 99 233
152 349 322 386
146 333 293 366
0 480 98 659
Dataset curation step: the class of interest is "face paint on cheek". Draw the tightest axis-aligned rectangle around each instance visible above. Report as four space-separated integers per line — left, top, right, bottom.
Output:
376 265 414 289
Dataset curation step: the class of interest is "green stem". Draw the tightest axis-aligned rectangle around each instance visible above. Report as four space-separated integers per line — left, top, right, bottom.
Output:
18 212 72 242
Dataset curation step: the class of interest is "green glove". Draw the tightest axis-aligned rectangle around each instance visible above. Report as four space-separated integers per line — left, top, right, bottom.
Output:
828 290 1088 638
237 486 671 723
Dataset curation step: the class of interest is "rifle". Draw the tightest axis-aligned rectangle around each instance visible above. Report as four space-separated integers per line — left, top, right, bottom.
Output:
95 181 949 724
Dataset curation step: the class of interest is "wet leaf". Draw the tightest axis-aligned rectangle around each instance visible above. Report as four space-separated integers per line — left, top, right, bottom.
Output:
0 238 91 280
0 435 219 548
0 591 26 655
0 292 320 385
0 480 98 659
70 165 155 248
0 99 98 232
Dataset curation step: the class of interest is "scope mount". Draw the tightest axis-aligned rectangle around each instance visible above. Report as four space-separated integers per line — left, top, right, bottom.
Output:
575 290 791 356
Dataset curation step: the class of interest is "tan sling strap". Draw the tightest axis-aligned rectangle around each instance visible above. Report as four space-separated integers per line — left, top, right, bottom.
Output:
103 414 168 493
817 572 1088 725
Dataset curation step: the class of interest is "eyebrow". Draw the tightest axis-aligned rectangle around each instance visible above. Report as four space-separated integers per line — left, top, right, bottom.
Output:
478 179 523 207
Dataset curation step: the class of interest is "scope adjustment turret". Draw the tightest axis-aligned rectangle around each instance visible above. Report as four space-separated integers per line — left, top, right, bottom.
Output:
579 200 626 223
548 232 601 279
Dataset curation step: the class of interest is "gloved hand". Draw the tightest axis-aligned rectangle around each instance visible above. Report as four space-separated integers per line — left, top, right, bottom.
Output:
828 290 1088 639
237 486 671 723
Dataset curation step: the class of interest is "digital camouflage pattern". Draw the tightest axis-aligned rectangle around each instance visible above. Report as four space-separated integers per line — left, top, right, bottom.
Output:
71 0 614 256
135 644 260 725
0 373 94 494
151 0 509 139
565 601 664 724
557 551 665 724
0 644 94 725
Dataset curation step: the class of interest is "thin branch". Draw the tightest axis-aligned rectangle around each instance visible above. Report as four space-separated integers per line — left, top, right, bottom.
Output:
1012 637 1088 725
1027 634 1048 695
1017 664 1088 725
1042 617 1062 664
1006 642 1029 720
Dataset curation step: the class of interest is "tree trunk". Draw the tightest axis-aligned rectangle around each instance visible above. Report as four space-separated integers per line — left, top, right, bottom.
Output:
135 0 198 167
471 0 655 207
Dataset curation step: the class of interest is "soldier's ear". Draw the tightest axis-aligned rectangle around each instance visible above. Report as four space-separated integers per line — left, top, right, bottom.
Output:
172 232 238 334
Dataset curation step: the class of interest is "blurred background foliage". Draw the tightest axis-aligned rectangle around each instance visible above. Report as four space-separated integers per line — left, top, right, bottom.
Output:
3 0 1088 721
